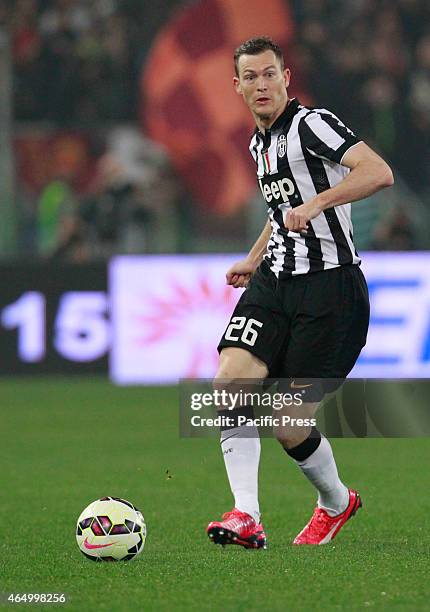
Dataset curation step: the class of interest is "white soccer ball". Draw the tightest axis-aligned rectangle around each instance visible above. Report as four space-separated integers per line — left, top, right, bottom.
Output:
76 497 146 562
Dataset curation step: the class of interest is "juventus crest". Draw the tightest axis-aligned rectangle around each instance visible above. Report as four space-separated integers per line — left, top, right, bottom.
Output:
277 134 287 158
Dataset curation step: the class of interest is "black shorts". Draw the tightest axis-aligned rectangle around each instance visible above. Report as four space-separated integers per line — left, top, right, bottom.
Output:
218 260 370 399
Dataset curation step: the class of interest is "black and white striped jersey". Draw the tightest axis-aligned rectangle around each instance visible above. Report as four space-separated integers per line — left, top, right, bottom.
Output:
249 97 362 277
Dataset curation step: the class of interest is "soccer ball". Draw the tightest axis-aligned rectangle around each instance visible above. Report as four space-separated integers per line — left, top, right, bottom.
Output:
76 497 146 562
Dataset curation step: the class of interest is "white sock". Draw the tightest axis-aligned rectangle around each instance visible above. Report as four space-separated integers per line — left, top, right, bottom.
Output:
294 436 349 516
221 425 260 523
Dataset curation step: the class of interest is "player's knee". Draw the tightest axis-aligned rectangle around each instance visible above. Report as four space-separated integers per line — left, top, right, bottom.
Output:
213 364 242 390
214 364 239 384
212 373 250 412
213 369 262 412
212 379 231 408
216 347 268 381
273 426 311 449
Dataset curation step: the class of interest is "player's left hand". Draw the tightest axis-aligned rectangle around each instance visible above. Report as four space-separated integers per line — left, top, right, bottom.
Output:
284 198 323 233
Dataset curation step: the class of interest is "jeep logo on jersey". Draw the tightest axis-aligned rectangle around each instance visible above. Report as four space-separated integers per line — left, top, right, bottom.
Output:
277 134 287 158
258 177 296 204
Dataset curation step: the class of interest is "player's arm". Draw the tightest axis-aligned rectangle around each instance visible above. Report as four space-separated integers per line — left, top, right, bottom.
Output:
285 142 394 232
316 142 393 209
226 219 271 288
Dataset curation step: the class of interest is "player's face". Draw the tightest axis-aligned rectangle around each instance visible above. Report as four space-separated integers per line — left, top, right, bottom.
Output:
234 50 290 123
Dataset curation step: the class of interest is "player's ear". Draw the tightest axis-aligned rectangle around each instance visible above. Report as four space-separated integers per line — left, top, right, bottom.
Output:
233 76 242 95
283 68 291 88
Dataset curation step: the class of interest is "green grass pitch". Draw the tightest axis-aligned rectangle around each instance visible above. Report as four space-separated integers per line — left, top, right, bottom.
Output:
1 378 429 611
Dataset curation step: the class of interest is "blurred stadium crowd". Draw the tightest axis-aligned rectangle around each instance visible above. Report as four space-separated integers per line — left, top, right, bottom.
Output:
3 0 430 259
8 0 153 122
6 0 183 260
293 0 430 198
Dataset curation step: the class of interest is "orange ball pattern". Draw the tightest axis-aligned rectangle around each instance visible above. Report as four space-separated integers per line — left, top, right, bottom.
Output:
141 0 301 214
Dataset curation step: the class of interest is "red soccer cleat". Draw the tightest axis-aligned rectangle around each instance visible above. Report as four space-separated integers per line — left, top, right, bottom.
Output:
293 489 362 545
206 509 267 549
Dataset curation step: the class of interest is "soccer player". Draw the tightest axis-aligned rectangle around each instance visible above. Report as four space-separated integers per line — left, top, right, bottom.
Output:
206 37 394 548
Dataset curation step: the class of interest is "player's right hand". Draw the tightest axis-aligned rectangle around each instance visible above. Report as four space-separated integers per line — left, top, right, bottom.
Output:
226 259 257 288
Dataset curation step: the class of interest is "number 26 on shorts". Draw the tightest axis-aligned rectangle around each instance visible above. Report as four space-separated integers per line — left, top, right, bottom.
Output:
224 317 263 347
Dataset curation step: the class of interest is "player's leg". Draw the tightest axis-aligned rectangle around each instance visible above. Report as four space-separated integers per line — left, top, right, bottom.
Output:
206 347 268 548
277 265 370 544
273 389 361 546
207 262 287 548
215 347 267 523
273 394 350 518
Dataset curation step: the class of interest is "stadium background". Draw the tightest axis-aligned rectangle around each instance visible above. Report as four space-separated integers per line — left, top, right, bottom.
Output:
1 1 429 610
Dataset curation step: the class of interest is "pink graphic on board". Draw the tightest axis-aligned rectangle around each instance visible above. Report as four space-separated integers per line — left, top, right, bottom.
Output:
135 276 237 377
110 256 243 384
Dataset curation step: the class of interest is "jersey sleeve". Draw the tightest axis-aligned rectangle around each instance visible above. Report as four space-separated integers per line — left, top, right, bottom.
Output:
299 111 361 164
